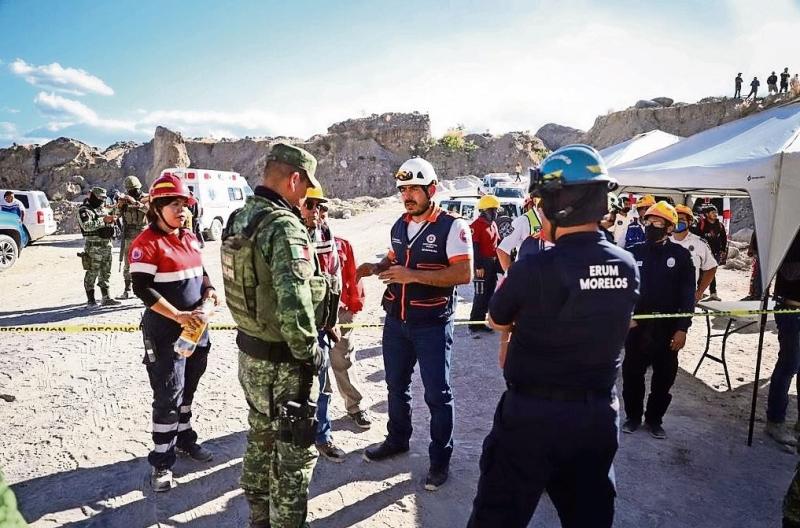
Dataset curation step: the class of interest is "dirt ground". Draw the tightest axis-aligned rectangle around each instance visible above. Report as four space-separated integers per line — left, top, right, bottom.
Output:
0 206 796 527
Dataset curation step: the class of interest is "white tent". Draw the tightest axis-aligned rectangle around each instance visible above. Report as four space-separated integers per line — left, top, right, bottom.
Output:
611 101 800 288
600 130 683 168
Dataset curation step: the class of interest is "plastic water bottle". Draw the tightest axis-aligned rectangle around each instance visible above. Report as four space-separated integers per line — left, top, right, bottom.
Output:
174 298 215 357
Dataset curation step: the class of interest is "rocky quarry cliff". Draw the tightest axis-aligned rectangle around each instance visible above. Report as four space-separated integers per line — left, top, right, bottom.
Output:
0 113 547 202
3 92 798 236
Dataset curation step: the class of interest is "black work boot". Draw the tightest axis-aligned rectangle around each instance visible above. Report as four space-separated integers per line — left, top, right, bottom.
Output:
116 281 132 300
86 289 97 306
100 288 121 306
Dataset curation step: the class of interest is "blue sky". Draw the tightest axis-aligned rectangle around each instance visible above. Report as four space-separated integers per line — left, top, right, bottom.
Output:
1 0 799 147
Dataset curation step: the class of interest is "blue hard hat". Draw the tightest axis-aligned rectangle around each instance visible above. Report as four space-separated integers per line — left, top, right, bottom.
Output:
529 144 616 194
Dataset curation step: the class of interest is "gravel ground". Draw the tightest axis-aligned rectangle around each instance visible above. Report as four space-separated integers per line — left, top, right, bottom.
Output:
0 207 795 527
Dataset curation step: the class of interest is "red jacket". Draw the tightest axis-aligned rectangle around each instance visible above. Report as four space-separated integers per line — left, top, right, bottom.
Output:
335 236 365 313
470 215 499 259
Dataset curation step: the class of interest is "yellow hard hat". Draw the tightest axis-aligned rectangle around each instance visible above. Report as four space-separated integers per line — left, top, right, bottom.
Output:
674 204 694 218
305 187 328 202
477 195 501 210
635 194 656 209
644 201 679 226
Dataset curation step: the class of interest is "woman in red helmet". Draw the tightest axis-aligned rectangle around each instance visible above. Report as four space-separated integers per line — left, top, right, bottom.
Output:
128 173 219 492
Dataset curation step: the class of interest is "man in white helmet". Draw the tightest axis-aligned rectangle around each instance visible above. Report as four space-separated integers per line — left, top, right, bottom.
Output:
357 157 473 490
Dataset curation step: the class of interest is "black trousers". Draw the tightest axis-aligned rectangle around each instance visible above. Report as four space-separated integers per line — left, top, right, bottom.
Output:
622 322 679 426
144 331 210 469
734 86 741 98
469 257 498 330
468 390 618 528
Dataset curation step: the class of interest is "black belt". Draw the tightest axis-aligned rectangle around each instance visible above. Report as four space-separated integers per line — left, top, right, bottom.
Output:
236 331 295 362
506 382 612 402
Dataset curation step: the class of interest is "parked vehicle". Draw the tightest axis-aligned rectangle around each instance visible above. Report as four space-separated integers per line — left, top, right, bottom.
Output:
0 189 57 242
438 194 522 240
0 210 31 270
492 183 526 199
162 168 254 240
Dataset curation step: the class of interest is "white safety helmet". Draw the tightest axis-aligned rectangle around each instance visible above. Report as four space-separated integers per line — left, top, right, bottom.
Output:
395 157 438 188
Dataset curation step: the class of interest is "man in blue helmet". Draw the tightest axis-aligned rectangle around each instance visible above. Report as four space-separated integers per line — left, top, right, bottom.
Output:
467 145 640 528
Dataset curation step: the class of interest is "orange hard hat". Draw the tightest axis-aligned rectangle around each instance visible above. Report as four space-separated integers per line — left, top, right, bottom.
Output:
644 201 679 226
635 194 656 209
675 204 694 218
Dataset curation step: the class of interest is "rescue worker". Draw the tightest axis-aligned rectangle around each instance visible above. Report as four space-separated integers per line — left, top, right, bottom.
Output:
129 173 217 492
221 143 332 527
77 187 121 306
469 194 501 334
357 157 472 490
321 206 371 429
622 194 655 250
496 195 543 272
300 186 347 463
695 204 727 301
115 175 149 299
670 204 718 303
622 201 695 439
468 144 640 527
775 233 800 523
766 232 800 449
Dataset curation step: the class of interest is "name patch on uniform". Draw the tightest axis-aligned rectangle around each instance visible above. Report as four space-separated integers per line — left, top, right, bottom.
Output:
579 264 628 290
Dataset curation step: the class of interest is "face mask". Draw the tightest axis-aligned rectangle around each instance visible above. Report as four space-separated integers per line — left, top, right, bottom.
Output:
645 224 668 243
485 210 498 222
88 194 104 208
675 221 688 233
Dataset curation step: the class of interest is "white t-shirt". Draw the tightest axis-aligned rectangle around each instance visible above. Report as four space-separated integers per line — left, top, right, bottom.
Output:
671 232 718 281
388 213 473 264
497 214 530 254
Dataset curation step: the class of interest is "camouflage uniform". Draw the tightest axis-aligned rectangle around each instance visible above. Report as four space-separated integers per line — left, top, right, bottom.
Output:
0 469 28 527
77 187 118 305
116 176 148 298
785 461 800 527
223 143 327 528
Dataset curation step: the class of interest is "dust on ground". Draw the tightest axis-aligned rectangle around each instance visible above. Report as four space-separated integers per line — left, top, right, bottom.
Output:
0 206 795 527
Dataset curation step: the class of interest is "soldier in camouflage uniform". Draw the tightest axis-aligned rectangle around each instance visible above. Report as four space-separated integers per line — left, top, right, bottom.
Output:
77 187 121 306
222 143 332 528
0 469 27 527
115 175 148 299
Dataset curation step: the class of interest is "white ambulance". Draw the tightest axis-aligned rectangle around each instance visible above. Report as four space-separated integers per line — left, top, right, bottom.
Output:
161 168 253 240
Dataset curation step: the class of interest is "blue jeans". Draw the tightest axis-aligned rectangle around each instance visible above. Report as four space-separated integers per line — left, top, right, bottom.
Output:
316 334 333 445
767 310 800 423
382 315 454 469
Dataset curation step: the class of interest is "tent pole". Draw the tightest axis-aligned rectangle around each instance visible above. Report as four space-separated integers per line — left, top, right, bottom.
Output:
747 285 771 446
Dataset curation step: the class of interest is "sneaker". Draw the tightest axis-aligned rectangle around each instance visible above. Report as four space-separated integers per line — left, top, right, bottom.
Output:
648 423 667 439
176 443 214 462
116 290 131 300
766 421 798 446
349 410 372 429
424 466 449 491
151 468 173 492
316 441 346 463
621 419 640 434
707 293 721 302
363 441 409 462
101 297 122 306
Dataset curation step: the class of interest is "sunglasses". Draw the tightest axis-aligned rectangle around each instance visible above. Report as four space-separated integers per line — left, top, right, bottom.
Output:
304 200 328 212
642 218 667 228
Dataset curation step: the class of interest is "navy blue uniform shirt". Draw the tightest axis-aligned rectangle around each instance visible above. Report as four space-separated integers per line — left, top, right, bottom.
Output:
628 239 696 332
491 230 640 390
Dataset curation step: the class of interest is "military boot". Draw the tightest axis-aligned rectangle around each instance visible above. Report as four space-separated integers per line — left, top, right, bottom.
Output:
100 288 121 306
86 289 97 306
116 281 132 300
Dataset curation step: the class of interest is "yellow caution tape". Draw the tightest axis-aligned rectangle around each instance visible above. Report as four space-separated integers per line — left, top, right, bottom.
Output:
2 308 800 333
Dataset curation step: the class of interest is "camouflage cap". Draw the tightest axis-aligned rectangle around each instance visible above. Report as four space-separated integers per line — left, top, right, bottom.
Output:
91 186 108 198
267 142 320 188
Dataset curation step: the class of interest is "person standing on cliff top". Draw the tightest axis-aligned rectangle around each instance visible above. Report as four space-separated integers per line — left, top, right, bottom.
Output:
747 76 760 99
734 73 743 98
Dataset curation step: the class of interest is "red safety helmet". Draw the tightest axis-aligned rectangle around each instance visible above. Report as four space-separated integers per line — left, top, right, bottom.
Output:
149 173 195 206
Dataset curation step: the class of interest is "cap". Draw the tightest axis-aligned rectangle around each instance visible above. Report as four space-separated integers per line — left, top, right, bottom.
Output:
267 143 319 188
91 186 108 199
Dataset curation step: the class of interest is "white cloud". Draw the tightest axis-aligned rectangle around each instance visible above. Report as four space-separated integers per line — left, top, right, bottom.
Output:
33 92 136 132
9 59 114 96
0 122 17 140
2 107 20 114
